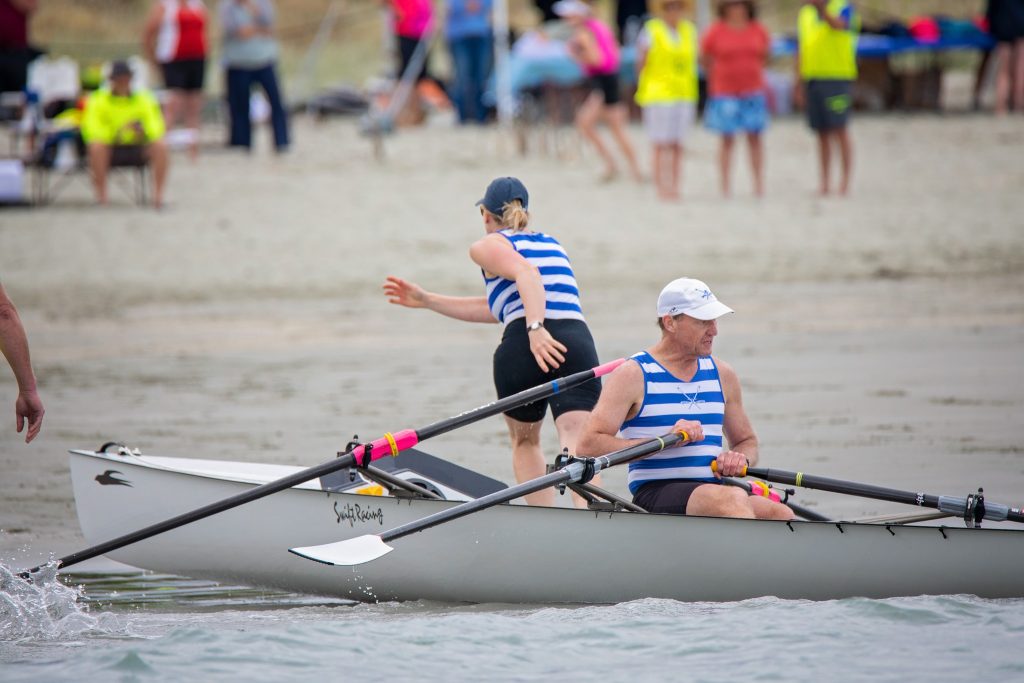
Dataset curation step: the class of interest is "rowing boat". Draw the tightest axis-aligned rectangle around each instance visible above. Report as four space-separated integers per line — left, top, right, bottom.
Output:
67 444 1024 603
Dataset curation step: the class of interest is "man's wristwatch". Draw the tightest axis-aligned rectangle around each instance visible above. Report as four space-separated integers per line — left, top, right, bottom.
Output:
526 320 545 332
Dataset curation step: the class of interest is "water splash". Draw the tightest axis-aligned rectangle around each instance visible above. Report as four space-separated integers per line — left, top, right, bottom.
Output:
0 561 125 641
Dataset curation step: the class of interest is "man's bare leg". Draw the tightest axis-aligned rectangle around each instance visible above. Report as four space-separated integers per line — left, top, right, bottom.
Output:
816 131 831 196
147 140 170 209
686 484 755 518
836 127 852 196
87 142 111 204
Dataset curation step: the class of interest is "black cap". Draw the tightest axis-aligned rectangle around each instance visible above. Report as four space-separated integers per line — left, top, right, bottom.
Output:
109 60 133 78
476 177 529 216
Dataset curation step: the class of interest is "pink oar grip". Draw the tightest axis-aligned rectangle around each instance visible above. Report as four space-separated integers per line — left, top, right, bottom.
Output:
364 429 420 463
593 358 627 378
749 481 782 503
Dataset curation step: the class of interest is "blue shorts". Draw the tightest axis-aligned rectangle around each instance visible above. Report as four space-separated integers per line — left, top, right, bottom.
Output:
704 93 768 135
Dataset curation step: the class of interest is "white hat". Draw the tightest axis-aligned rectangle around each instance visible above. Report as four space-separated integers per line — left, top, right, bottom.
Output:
552 0 592 17
657 277 734 320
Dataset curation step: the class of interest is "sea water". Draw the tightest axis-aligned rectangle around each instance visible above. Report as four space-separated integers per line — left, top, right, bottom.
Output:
1 562 1022 683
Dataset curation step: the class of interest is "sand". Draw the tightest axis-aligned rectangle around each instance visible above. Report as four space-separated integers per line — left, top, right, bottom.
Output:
1 110 1023 566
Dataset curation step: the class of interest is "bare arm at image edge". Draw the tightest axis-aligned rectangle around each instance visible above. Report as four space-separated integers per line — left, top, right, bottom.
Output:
0 284 44 443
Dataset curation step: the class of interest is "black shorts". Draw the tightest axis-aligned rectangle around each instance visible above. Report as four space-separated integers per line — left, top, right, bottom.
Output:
589 72 621 106
632 480 714 515
110 144 148 166
162 58 206 91
493 318 601 423
806 79 852 131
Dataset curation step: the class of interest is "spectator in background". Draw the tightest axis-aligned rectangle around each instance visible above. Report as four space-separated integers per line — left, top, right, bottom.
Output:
635 0 698 201
701 0 769 198
388 0 438 125
557 0 643 183
0 0 38 93
446 0 493 125
0 282 44 444
220 0 289 152
143 0 208 159
987 0 1024 114
795 0 858 197
82 60 169 207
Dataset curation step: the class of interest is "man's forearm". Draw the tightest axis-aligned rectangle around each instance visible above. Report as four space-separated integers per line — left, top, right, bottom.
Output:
0 303 38 392
729 437 759 467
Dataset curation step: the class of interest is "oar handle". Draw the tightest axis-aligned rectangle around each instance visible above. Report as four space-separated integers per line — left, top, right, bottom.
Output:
710 460 748 477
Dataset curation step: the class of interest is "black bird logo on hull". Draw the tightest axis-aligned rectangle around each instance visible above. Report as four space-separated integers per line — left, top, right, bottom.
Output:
95 470 133 487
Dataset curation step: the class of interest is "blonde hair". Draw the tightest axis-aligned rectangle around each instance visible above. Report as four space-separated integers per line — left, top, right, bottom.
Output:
497 200 530 231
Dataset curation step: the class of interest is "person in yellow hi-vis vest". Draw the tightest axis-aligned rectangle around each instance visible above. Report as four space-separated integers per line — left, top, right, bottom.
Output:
634 0 698 200
795 0 858 196
81 60 170 208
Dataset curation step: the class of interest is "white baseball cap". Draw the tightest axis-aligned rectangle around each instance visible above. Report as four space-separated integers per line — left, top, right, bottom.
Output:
552 0 592 17
657 277 734 320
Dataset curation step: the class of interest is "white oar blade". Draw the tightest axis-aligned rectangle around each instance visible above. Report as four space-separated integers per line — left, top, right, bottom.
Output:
289 535 394 566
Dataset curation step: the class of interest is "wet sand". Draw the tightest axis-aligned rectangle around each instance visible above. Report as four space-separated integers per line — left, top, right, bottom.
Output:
1 112 1023 565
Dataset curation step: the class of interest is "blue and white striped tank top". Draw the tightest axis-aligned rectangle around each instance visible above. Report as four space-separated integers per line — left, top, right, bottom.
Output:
482 229 586 325
620 351 725 494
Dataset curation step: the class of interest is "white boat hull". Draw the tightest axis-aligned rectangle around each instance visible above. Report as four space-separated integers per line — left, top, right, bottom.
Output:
69 450 1024 603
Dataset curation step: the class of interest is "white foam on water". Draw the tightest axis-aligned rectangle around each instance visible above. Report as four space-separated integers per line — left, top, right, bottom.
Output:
0 562 127 641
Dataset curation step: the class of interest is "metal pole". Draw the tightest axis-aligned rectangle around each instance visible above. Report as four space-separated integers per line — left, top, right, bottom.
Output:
492 0 514 128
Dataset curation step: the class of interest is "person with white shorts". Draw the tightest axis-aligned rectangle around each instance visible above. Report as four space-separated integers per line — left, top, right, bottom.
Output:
634 0 699 200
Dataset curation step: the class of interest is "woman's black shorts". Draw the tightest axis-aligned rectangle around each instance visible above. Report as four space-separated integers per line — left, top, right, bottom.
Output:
162 58 206 91
493 318 601 423
589 72 622 106
632 480 711 515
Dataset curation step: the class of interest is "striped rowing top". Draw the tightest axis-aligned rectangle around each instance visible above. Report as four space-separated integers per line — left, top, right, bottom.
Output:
620 351 725 494
482 229 585 325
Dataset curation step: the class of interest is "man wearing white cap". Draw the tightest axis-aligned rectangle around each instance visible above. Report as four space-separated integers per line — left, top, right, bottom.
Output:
577 277 793 519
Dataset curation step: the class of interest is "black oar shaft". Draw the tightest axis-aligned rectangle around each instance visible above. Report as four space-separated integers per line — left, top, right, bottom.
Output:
746 466 1024 524
25 359 624 576
380 432 687 544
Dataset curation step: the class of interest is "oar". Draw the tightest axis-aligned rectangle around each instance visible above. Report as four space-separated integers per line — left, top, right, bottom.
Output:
734 465 1024 525
721 477 830 522
20 358 626 578
289 430 690 567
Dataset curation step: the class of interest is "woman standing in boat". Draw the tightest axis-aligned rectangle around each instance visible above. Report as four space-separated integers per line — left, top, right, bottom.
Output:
383 177 602 506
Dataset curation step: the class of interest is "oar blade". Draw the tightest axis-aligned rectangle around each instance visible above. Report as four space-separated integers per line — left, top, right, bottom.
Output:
289 535 394 566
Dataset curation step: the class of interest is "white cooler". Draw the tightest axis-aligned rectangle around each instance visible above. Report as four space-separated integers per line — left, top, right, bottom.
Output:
0 159 26 203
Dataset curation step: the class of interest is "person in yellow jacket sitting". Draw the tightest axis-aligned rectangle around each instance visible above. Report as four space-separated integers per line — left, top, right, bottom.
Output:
634 0 698 201
81 60 170 208
795 0 858 197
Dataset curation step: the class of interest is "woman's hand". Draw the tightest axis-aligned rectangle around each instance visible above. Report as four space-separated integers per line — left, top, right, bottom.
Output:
383 276 429 309
528 326 567 373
